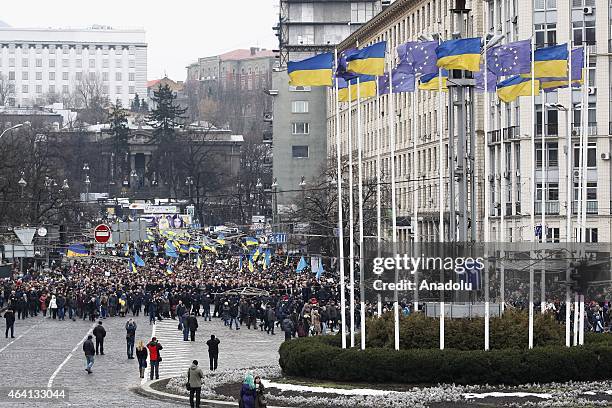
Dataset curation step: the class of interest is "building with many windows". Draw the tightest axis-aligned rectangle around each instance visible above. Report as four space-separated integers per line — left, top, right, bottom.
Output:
271 0 382 211
0 25 147 108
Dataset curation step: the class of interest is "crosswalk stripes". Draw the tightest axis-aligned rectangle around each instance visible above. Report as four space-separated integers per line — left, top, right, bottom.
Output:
144 318 203 382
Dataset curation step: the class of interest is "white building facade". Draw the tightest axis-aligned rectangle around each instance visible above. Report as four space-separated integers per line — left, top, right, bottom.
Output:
0 25 147 108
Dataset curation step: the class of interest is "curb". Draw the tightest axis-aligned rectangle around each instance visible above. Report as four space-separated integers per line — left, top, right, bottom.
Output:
138 377 289 408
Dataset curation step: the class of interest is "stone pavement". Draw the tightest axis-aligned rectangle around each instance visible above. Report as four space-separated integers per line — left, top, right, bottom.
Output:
0 312 282 407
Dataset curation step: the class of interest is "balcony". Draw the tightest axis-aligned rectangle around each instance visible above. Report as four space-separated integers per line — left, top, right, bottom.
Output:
505 202 513 216
572 122 597 136
534 201 560 215
504 126 520 141
262 129 273 144
515 202 521 214
487 129 501 144
534 123 558 136
572 200 598 214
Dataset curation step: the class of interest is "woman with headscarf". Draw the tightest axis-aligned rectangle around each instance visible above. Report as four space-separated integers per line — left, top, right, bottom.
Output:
239 373 257 408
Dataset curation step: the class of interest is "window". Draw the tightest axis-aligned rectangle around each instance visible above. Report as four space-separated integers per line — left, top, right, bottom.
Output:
573 20 596 46
75 72 82 81
289 85 311 92
573 142 596 168
294 25 314 45
36 72 42 81
36 58 42 68
89 72 96 80
62 72 69 81
295 3 313 21
129 86 135 94
128 72 135 81
535 142 558 168
62 85 69 94
36 84 42 94
115 58 122 67
22 72 28 80
292 145 309 158
48 85 55 94
49 59 55 68
49 72 55 80
546 227 560 243
62 59 69 68
535 23 556 48
102 85 109 94
8 58 14 67
292 122 310 134
291 100 309 113
103 59 109 68
76 59 82 68
103 72 109 81
89 59 96 69
129 59 135 68
22 84 28 93
115 72 122 81
116 85 122 93
22 58 28 67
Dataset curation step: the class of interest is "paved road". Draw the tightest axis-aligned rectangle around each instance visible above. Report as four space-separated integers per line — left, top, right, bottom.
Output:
0 313 282 407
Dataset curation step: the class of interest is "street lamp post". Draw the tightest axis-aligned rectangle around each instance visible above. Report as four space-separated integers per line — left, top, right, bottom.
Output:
185 176 194 200
271 177 278 231
256 178 263 215
299 176 306 254
0 122 30 140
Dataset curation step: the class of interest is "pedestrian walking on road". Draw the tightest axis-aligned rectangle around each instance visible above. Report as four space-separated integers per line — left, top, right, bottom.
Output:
83 334 95 374
188 313 199 341
147 337 163 380
93 321 106 355
206 334 220 371
135 340 148 378
187 359 204 408
4 308 15 338
125 318 137 359
182 311 190 341
239 373 257 408
49 295 58 319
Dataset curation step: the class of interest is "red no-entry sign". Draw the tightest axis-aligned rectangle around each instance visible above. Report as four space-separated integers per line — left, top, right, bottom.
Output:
94 224 111 243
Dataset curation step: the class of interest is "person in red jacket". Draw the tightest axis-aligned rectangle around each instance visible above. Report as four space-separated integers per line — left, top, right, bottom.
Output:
146 337 163 380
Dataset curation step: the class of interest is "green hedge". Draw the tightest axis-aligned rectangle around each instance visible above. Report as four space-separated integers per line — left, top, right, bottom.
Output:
279 336 612 385
363 311 565 350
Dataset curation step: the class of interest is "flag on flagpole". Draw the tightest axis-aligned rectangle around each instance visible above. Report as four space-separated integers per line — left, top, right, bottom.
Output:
378 67 415 95
486 39 531 76
316 258 324 280
124 243 130 257
397 40 438 75
419 71 448 91
196 254 202 270
133 250 145 267
296 256 307 273
496 75 540 103
164 240 179 258
436 38 482 72
336 48 358 79
288 53 334 86
128 259 137 273
340 74 377 101
239 255 243 271
346 41 386 76
151 243 159 257
534 44 569 78
66 244 88 257
474 64 497 93
540 48 584 92
285 255 289 266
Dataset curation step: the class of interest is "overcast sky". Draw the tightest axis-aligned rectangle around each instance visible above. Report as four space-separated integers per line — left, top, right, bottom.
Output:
2 0 279 81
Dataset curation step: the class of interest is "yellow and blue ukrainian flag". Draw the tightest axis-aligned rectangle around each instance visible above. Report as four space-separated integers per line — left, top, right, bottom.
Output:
534 44 568 79
288 53 333 86
196 255 202 270
436 38 482 72
336 76 350 102
346 41 386 76
339 75 377 102
128 259 137 273
496 75 540 103
67 244 88 257
418 70 448 91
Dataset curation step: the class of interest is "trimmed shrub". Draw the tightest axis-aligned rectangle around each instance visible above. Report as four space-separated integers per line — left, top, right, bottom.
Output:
279 336 612 385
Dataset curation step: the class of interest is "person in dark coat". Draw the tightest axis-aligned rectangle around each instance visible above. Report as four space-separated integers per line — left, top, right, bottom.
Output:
125 319 137 359
4 308 15 338
206 334 220 371
92 321 106 355
83 335 95 373
187 359 204 408
135 340 148 378
187 313 199 341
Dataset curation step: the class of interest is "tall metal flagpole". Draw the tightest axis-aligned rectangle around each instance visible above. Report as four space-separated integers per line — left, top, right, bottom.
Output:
541 89 547 314
347 80 356 348
529 25 536 350
334 49 347 349
438 55 445 351
388 56 400 351
376 83 383 318
357 77 366 350
565 32 573 348
578 44 589 347
412 92 419 247
483 8 491 351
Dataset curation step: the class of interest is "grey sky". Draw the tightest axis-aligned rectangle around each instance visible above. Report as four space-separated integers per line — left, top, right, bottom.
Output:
2 0 279 81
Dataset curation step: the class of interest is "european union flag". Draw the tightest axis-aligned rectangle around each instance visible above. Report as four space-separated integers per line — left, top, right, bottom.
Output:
534 44 568 78
419 70 448 91
436 38 482 72
346 41 386 76
397 41 438 75
336 48 358 80
378 66 415 95
486 40 531 76
496 75 540 103
474 64 497 93
288 53 333 86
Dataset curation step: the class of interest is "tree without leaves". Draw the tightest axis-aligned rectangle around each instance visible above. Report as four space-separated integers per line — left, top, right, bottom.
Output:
0 73 14 106
131 93 141 112
75 74 109 124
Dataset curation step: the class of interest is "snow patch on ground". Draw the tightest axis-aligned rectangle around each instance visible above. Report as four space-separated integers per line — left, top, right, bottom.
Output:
262 380 397 396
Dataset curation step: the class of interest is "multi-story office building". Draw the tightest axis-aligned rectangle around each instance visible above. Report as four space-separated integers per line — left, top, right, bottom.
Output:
0 25 147 108
271 0 382 210
487 0 610 243
329 0 485 242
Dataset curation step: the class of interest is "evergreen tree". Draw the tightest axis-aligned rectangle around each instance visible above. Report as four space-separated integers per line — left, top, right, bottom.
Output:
147 84 187 144
107 101 130 183
140 100 149 112
131 93 141 112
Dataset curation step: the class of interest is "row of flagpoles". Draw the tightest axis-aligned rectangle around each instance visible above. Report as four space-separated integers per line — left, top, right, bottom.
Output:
287 4 590 350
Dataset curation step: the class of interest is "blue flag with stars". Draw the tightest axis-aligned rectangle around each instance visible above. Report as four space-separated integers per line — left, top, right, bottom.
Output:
397 41 438 75
486 40 531 77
